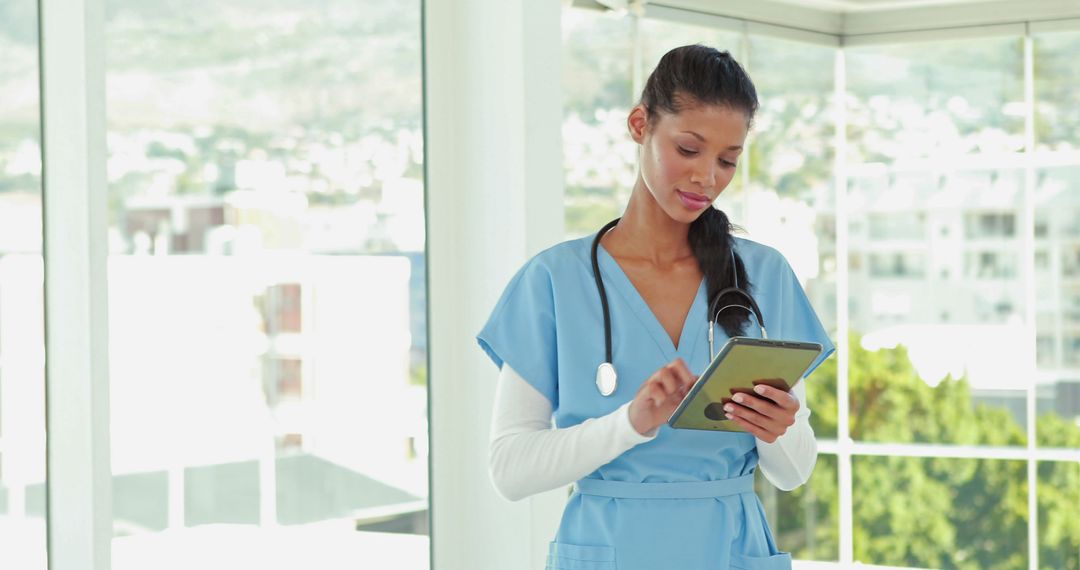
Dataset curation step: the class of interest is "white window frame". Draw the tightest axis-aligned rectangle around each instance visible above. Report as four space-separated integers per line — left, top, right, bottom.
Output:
39 0 112 568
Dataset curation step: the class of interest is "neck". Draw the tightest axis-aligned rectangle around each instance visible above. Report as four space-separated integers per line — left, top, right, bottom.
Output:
608 177 694 267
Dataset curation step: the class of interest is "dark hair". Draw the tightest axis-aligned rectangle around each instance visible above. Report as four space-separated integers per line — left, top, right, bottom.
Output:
639 44 759 337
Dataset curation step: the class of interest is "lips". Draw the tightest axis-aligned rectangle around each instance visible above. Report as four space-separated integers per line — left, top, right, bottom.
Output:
676 190 711 210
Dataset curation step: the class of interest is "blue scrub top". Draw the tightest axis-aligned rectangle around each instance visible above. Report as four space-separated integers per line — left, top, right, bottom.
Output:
477 232 835 570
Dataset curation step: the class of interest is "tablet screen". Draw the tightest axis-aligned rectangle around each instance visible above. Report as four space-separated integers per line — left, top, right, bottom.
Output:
667 337 822 432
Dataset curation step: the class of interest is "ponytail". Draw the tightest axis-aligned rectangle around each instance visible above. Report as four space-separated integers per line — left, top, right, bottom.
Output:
688 206 751 337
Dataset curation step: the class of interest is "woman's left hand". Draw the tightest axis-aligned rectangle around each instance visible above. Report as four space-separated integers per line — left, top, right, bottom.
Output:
723 383 799 443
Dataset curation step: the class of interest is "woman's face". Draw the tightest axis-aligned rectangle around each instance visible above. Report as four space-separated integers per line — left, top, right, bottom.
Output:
629 102 749 225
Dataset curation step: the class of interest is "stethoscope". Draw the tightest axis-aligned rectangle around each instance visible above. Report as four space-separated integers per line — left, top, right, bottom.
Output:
591 217 768 397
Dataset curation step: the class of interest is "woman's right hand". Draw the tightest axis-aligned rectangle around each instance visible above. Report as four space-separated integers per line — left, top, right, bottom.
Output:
628 358 698 436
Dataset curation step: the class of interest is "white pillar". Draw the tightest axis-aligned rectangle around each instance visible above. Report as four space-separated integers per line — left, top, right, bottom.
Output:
39 0 112 568
424 1 566 569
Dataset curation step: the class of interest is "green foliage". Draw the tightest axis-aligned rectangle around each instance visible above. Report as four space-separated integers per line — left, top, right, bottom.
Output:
1038 459 1080 570
773 333 1080 569
409 363 427 387
1034 33 1080 150
565 198 622 239
561 11 633 116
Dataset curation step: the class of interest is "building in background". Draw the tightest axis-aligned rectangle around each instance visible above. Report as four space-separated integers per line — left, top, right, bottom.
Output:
0 252 426 534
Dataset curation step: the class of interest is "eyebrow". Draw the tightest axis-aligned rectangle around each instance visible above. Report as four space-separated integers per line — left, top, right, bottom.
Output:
680 130 742 151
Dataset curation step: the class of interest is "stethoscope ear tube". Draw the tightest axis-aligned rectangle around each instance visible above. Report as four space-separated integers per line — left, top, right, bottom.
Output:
708 286 768 358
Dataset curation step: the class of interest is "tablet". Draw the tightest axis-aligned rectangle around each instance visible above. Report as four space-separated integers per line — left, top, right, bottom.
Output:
667 337 823 432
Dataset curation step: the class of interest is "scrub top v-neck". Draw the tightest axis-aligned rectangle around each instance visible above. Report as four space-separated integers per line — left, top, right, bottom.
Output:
595 241 707 363
478 231 835 570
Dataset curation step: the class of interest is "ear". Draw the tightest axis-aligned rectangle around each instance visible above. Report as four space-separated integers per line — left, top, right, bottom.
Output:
627 104 649 144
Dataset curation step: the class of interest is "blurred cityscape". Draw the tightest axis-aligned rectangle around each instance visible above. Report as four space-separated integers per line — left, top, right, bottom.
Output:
0 0 433 566
560 12 1080 431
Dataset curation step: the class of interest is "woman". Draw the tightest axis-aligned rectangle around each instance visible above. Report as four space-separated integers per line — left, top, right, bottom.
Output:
477 44 835 570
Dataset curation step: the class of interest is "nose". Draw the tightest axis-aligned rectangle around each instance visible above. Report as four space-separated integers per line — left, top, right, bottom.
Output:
689 159 717 190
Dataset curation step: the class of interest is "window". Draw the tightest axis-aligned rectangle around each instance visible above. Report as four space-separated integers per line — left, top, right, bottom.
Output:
561 8 636 239
1035 249 1050 271
853 457 1029 568
1034 32 1080 152
965 211 1018 239
846 37 1024 163
868 252 926 278
105 0 429 565
965 250 1018 279
260 283 302 335
1036 156 1080 452
0 2 45 568
1035 336 1055 367
1038 461 1080 569
868 212 925 241
562 13 1080 568
1064 335 1080 367
847 39 1032 475
1064 246 1080 277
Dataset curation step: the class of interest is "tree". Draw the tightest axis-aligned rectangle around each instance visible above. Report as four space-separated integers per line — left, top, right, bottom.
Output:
770 333 1080 570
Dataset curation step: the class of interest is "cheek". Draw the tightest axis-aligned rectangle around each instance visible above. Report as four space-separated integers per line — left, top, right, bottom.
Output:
718 167 737 187
647 144 687 182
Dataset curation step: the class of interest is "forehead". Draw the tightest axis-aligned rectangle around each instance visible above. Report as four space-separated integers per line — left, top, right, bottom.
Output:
654 104 749 145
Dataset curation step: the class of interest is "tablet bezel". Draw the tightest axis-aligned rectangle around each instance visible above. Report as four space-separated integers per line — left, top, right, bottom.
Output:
667 337 823 431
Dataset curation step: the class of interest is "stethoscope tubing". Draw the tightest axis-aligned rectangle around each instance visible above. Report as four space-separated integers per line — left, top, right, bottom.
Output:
591 217 767 396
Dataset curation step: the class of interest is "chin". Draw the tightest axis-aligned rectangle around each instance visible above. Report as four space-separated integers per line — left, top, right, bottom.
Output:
664 203 703 225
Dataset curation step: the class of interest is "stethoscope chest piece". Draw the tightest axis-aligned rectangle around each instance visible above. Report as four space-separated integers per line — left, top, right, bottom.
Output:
596 362 618 397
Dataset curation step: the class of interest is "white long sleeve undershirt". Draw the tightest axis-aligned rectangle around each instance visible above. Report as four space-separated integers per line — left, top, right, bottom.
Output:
488 363 817 502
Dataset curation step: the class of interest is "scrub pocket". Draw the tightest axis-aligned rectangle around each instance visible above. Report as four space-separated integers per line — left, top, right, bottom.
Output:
729 551 792 570
545 542 616 570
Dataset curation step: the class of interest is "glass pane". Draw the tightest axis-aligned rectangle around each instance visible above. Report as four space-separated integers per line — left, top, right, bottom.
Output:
1035 166 1080 448
1034 31 1080 151
1038 461 1080 570
806 343 838 440
756 453 838 562
747 36 834 203
639 18 742 72
854 456 1028 569
847 167 1028 444
745 37 838 434
0 1 46 567
845 329 1028 445
105 1 429 566
562 8 634 239
846 37 1025 163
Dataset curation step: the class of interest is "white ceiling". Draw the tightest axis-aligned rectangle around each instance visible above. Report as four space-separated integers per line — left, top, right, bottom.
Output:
582 0 1080 40
774 0 996 12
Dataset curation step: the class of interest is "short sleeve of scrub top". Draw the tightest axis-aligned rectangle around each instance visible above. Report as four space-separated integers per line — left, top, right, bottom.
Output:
477 257 558 407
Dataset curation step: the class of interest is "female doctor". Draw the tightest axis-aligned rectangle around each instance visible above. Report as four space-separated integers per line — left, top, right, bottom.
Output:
477 44 835 570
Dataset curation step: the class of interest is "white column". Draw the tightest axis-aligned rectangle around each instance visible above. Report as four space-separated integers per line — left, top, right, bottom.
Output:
39 0 112 568
424 1 566 569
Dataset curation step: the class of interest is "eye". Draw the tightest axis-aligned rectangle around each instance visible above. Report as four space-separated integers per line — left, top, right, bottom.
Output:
677 146 698 156
721 160 738 168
